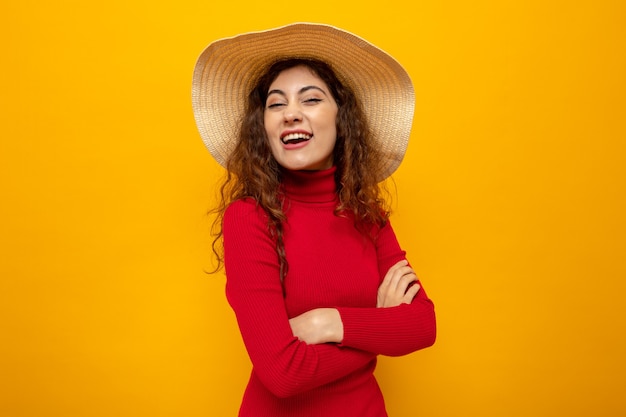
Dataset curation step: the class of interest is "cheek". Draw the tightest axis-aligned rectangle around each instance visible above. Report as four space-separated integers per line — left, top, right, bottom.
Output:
263 113 271 136
327 111 339 138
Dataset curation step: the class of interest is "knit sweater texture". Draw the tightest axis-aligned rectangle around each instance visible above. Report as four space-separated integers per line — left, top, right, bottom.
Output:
223 167 436 417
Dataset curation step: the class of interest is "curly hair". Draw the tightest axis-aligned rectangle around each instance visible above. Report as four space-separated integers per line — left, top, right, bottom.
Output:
209 58 391 280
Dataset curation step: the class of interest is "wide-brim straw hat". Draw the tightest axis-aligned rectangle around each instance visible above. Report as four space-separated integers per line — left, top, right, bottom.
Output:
192 22 415 180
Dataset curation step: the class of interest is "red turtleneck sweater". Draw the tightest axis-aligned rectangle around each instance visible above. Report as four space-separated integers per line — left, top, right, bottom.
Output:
223 167 436 417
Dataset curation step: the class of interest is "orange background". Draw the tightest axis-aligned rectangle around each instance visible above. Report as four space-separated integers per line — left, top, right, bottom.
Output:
2 1 625 416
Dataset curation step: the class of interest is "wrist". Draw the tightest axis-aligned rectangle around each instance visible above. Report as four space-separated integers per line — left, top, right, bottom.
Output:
323 308 343 343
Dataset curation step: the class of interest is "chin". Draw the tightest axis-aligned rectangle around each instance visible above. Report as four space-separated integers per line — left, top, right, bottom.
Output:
289 163 327 171
276 154 333 171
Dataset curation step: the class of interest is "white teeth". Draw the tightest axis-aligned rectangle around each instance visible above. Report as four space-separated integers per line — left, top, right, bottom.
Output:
282 133 312 142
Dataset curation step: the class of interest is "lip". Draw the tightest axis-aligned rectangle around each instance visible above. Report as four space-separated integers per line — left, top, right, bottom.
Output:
282 138 311 150
279 129 313 150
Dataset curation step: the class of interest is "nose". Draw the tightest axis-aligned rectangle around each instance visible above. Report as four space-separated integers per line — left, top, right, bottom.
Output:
283 103 302 123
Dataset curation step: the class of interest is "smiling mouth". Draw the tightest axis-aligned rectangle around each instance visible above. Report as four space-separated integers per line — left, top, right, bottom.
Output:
281 132 312 145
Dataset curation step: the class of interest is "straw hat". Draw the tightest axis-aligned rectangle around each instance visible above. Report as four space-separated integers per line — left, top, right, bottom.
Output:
192 22 415 180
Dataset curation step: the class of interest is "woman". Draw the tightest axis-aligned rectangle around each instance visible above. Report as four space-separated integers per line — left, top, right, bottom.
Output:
192 23 436 417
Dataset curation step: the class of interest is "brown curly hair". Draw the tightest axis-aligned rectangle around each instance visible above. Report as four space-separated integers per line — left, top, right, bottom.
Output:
210 58 391 280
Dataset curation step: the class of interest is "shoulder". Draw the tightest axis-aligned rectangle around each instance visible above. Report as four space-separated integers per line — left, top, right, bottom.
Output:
225 198 258 215
223 198 275 246
360 212 395 239
224 198 268 228
372 217 400 244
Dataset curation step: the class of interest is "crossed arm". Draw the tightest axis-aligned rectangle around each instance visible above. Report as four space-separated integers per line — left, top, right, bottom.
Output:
223 200 436 397
289 259 421 344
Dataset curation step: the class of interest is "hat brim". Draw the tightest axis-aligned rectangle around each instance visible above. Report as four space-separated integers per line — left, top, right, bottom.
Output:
192 22 415 180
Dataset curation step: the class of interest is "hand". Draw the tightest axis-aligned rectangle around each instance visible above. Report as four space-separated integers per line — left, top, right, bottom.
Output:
289 308 344 345
377 260 420 308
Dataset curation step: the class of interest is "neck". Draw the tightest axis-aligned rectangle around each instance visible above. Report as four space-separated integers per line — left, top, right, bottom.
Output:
281 166 338 204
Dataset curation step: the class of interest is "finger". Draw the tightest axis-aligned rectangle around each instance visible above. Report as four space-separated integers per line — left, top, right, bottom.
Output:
389 268 417 292
399 271 418 289
387 260 409 275
402 282 421 304
380 260 408 288
393 259 409 268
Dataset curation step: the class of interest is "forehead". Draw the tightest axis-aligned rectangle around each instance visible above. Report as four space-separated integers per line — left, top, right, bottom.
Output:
268 65 329 90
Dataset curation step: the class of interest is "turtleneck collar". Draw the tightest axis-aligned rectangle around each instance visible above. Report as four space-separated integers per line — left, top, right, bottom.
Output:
281 166 338 204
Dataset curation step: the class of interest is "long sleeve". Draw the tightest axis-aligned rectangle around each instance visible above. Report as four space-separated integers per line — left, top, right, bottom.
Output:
223 199 376 398
336 220 437 356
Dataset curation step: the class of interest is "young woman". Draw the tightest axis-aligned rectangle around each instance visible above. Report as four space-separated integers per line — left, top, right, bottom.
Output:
192 23 436 417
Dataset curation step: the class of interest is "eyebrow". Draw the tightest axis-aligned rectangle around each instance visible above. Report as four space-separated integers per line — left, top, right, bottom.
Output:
267 85 329 98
